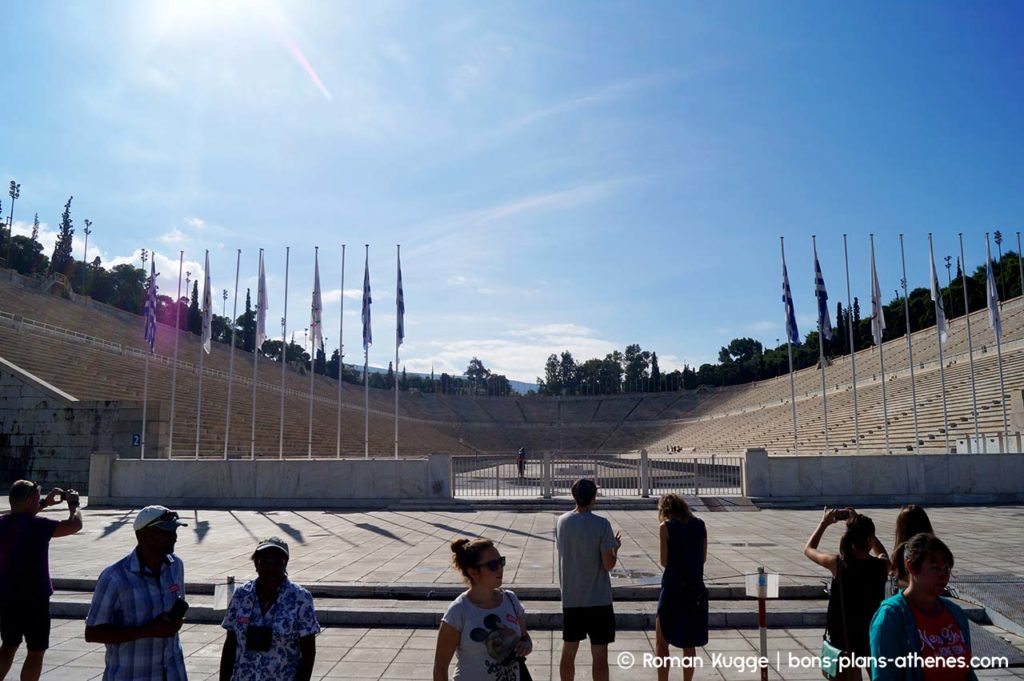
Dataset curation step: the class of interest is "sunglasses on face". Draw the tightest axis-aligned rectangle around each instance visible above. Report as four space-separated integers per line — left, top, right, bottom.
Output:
476 556 506 572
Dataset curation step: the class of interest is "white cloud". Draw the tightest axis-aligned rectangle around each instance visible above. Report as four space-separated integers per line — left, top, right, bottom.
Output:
322 288 361 303
160 228 188 244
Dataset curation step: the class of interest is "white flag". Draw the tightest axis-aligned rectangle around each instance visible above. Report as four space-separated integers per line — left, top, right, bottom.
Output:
869 240 886 346
929 246 948 344
986 237 1002 339
201 251 213 353
255 250 269 349
396 250 404 347
362 250 372 350
310 249 324 354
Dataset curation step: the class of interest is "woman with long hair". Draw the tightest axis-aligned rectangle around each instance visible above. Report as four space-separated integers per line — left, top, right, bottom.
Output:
433 538 532 681
891 505 934 589
870 533 977 681
804 508 889 681
654 494 708 681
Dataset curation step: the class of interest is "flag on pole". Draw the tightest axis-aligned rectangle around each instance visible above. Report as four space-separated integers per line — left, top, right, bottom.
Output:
986 239 1002 339
201 251 213 353
813 249 833 341
396 251 405 347
782 261 799 344
310 249 324 354
929 247 948 344
362 251 372 350
256 251 269 349
869 243 886 346
143 260 158 352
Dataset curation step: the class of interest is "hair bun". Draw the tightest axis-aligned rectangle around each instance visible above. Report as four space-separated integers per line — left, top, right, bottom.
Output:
451 538 470 554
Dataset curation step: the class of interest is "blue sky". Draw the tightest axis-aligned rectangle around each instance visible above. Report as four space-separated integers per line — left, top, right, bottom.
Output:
2 1 1022 381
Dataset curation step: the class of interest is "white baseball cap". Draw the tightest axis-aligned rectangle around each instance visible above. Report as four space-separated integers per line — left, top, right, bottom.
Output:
133 505 188 532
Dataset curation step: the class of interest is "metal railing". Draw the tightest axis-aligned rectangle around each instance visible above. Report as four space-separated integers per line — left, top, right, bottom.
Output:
452 452 743 498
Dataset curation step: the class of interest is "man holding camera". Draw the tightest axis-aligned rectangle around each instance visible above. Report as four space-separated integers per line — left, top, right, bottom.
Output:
85 505 189 681
0 480 82 681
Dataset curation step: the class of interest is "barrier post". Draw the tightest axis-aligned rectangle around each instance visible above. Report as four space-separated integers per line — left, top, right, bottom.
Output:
640 449 650 498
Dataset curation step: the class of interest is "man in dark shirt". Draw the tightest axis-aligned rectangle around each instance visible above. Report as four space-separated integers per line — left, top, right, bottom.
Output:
0 480 82 681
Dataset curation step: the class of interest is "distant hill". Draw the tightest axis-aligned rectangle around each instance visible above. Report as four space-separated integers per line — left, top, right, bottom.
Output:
343 364 535 395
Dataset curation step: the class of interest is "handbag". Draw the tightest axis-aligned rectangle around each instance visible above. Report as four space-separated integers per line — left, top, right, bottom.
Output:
503 591 533 681
821 560 848 680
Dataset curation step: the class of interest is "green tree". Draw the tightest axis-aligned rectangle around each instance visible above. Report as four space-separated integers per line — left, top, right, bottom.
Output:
650 352 661 391
48 196 75 277
239 288 255 352
188 281 201 335
623 343 650 392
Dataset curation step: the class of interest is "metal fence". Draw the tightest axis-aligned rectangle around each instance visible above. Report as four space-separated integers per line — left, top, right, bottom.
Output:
452 453 744 498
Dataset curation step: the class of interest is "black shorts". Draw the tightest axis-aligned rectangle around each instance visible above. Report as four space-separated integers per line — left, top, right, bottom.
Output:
562 604 615 645
0 596 51 651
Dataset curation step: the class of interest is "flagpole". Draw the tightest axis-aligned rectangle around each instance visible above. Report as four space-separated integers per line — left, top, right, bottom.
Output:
224 249 241 459
394 244 401 459
780 237 799 453
958 233 980 443
812 235 830 453
870 234 890 453
169 251 183 457
251 248 264 460
928 234 951 452
194 249 209 460
363 244 370 459
141 258 154 460
142 352 150 459
1017 231 1023 300
308 246 319 459
337 244 345 458
986 233 1010 444
899 235 921 452
842 234 860 452
279 246 290 460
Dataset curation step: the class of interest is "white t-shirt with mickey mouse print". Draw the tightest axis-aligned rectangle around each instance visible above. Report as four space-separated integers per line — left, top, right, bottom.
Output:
441 590 525 681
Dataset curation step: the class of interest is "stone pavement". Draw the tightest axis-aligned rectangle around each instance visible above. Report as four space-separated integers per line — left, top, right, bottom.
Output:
8 619 1024 681
22 503 1024 587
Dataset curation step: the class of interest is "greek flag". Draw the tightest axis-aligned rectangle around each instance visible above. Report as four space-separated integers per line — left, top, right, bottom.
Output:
255 251 269 349
986 238 1002 339
143 260 158 353
362 250 372 350
782 260 799 344
929 247 948 344
869 242 886 346
813 248 833 341
201 251 213 353
396 251 405 347
310 249 324 354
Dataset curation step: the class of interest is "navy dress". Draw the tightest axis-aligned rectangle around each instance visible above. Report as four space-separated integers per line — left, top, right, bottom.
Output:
657 517 709 648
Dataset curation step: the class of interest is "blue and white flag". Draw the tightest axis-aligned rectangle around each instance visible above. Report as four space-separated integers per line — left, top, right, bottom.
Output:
143 259 158 353
310 249 324 354
201 250 213 353
813 246 833 341
255 250 269 349
929 246 948 344
986 237 1002 339
869 241 886 346
396 250 404 347
782 260 799 344
362 250 372 350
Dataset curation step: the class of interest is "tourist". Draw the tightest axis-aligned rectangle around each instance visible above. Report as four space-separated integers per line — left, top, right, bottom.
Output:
0 481 82 681
869 533 977 681
555 478 620 681
219 536 319 681
85 505 189 681
654 494 708 681
517 448 527 479
433 537 532 681
804 508 889 681
891 505 935 590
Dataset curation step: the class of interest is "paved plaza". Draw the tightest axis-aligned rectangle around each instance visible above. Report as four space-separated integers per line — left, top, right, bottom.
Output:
25 503 1024 587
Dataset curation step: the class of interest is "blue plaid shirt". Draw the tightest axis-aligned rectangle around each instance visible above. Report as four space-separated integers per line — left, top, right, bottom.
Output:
85 549 188 681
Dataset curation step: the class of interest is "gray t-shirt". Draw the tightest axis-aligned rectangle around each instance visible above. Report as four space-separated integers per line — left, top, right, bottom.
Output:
555 510 617 608
441 590 525 681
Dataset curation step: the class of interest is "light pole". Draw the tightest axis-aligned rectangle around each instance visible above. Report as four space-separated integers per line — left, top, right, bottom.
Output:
81 220 92 293
5 180 19 267
944 255 954 317
994 230 1005 301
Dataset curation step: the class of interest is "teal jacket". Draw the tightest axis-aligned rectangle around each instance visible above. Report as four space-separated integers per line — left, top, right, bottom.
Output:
868 593 978 681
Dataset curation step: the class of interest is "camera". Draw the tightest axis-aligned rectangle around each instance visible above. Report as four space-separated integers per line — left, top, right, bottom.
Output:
834 509 851 521
246 625 273 652
165 599 189 621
